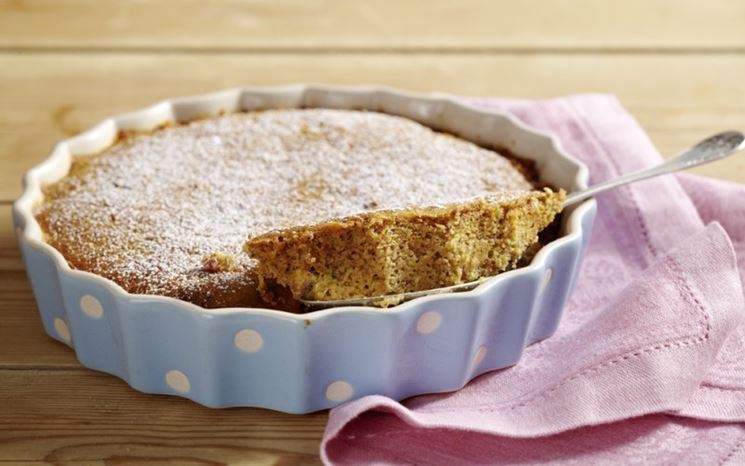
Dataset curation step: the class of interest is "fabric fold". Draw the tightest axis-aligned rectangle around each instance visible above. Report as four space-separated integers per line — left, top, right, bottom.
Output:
675 174 745 422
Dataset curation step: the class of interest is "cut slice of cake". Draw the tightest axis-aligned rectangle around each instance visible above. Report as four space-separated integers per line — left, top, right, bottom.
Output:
244 188 565 304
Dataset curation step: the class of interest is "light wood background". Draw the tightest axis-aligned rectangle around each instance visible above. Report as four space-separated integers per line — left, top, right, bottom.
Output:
1 1 744 464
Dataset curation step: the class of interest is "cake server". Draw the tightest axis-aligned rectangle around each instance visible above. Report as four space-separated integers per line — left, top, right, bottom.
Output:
302 130 745 309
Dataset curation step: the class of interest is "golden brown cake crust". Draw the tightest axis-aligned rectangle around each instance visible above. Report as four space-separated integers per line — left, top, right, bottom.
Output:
34 109 539 310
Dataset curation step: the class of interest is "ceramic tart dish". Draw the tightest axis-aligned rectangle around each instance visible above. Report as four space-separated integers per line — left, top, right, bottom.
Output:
13 85 597 413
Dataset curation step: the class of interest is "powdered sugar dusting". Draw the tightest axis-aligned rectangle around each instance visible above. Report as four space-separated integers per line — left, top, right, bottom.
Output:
34 109 533 307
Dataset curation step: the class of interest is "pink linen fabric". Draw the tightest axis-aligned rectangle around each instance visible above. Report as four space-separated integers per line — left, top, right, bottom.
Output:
321 95 745 465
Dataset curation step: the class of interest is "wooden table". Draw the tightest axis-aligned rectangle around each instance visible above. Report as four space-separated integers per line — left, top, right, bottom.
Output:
1 1 744 463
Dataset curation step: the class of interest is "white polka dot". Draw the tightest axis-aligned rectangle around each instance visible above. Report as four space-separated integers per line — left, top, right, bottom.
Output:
53 318 71 343
326 380 354 402
165 370 191 393
80 294 103 319
416 311 442 334
541 268 553 293
234 329 264 353
472 345 488 369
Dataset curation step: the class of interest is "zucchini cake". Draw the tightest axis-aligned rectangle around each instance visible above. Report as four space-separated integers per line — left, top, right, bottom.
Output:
34 108 560 311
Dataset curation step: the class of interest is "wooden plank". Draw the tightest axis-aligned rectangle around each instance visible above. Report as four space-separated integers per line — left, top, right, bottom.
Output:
1 0 744 50
0 370 326 463
1 53 744 202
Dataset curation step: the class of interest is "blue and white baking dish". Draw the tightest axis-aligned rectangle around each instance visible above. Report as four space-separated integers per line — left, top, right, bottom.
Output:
13 85 596 413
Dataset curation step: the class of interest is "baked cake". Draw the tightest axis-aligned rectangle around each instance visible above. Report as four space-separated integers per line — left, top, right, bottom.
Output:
245 189 564 304
34 108 556 311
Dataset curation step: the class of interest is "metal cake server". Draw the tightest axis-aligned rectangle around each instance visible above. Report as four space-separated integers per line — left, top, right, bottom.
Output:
302 130 745 310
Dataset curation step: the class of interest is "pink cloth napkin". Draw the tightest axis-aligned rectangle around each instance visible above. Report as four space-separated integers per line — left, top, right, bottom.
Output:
321 95 745 465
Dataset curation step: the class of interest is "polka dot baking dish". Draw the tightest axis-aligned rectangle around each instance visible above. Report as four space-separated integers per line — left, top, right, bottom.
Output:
12 85 596 413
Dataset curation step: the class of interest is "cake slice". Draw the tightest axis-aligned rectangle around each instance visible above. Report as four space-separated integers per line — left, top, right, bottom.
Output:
244 188 565 304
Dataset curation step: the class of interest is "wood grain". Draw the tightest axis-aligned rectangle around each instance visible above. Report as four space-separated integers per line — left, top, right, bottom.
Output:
1 0 744 50
0 370 327 464
2 53 745 202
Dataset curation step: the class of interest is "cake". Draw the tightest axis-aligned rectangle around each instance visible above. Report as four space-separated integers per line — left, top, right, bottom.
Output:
34 108 555 311
245 189 564 304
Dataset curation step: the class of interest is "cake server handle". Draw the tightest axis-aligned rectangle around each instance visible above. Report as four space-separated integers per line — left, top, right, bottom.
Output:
563 130 745 207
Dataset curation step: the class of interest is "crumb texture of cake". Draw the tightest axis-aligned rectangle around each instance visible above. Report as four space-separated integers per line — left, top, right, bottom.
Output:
244 188 565 303
34 109 535 309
